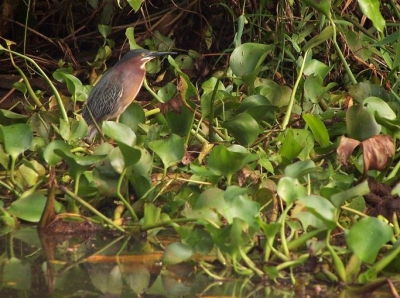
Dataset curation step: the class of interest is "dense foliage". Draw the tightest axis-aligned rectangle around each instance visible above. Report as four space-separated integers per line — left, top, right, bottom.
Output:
1 0 400 291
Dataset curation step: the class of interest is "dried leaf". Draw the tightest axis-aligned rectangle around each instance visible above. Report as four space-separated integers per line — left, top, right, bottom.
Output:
361 135 394 174
337 136 360 166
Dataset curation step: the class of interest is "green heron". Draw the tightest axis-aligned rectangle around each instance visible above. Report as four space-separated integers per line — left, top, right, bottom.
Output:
82 49 176 140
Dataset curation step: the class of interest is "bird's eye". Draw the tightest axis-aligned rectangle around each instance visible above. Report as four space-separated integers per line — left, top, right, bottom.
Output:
141 53 146 57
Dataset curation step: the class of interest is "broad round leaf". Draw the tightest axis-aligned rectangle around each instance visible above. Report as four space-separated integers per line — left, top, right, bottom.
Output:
120 103 145 132
223 113 259 146
0 123 32 160
284 160 317 178
347 217 393 263
364 96 396 120
149 134 185 168
9 193 62 223
230 43 272 77
277 177 306 204
102 121 136 146
208 145 249 178
346 104 380 141
298 195 336 229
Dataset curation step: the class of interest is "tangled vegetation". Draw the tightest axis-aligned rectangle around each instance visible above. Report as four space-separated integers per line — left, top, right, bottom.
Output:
1 0 400 293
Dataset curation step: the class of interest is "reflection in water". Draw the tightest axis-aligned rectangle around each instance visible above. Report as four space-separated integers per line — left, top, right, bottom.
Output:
0 226 362 297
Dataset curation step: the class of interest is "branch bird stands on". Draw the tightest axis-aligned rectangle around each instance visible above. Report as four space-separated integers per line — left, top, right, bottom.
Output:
82 49 177 140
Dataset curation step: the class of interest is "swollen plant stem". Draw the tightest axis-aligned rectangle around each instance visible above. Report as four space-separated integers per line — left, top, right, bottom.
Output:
278 202 293 258
282 50 309 130
2 47 69 123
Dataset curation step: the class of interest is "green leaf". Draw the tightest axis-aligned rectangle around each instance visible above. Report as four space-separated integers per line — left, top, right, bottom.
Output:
298 195 337 229
364 97 396 120
162 242 193 265
347 217 393 263
165 104 194 137
277 177 306 204
277 129 303 162
42 140 71 166
229 43 272 77
103 121 136 146
149 134 185 169
301 0 331 18
0 123 32 160
223 186 260 226
54 149 106 178
120 103 145 133
303 114 330 147
143 203 161 227
127 0 143 12
303 26 333 52
157 82 177 103
208 145 249 179
346 104 380 141
98 24 112 39
358 0 385 33
330 180 370 207
223 113 259 146
284 160 317 178
9 193 62 223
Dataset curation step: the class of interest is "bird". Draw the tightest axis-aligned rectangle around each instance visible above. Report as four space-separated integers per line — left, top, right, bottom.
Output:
82 49 177 140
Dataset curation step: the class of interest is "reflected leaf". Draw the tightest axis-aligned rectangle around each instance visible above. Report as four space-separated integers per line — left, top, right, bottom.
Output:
2 257 31 290
162 242 193 265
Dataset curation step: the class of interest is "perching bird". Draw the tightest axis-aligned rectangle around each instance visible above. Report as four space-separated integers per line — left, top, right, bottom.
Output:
82 49 176 140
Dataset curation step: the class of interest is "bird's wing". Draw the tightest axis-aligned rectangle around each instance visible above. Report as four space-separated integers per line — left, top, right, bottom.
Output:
83 72 123 125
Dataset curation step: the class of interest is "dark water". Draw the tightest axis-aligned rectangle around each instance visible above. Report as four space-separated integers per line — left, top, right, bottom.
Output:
0 226 396 297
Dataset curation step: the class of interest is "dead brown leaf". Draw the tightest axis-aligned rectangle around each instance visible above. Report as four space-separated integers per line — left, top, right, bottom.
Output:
336 136 360 166
361 135 394 174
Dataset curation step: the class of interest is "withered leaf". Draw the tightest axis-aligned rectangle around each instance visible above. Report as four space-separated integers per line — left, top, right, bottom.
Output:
361 135 394 174
337 136 361 166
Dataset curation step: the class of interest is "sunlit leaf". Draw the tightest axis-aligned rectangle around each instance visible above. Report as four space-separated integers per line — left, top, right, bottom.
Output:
298 195 336 229
277 177 306 204
357 0 385 33
103 121 136 146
